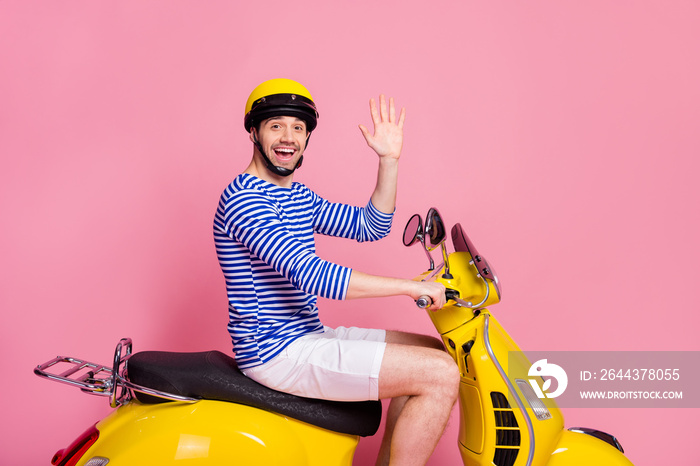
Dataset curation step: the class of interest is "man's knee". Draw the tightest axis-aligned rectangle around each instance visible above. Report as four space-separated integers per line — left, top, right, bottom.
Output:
378 343 460 400
433 352 460 399
412 349 460 400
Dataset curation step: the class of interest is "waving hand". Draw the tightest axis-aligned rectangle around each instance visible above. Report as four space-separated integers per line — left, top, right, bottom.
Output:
359 95 406 161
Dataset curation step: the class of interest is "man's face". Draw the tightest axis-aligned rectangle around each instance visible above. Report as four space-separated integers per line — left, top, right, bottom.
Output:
252 116 308 170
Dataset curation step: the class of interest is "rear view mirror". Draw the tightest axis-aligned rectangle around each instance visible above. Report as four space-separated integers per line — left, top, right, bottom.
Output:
403 214 423 247
425 208 447 251
402 213 434 271
426 207 452 278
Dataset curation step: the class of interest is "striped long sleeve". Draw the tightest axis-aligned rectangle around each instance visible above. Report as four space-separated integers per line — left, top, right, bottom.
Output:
213 173 393 368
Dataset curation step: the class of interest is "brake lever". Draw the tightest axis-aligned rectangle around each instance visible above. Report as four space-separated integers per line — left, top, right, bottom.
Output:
445 288 476 309
416 288 462 309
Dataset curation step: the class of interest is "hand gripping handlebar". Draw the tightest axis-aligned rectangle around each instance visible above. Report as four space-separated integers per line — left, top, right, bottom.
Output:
415 289 463 309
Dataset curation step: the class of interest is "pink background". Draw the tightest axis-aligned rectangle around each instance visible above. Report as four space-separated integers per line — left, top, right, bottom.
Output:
2 2 699 465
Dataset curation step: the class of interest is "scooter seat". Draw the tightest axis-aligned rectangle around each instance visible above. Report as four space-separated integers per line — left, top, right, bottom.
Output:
127 350 382 437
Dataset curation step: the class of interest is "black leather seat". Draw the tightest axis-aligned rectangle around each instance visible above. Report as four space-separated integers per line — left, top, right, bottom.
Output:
127 350 382 437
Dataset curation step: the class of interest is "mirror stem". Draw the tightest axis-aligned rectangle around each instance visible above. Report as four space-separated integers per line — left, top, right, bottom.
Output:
421 239 435 271
440 243 453 279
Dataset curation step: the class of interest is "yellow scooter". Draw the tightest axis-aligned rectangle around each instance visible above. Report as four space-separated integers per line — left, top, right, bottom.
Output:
403 208 634 465
34 207 634 465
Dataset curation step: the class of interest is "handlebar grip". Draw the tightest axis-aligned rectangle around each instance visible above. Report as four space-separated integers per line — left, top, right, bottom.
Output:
416 295 432 309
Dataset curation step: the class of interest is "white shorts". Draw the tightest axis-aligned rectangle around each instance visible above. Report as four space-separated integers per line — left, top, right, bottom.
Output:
241 326 387 402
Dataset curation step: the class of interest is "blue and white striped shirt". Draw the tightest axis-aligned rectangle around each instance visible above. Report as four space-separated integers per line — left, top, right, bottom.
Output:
213 173 394 369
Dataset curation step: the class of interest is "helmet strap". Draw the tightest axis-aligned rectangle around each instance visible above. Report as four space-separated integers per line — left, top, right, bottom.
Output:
251 129 310 178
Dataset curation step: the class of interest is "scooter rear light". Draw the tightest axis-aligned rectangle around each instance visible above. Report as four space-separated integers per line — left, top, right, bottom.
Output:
51 423 100 466
515 379 552 421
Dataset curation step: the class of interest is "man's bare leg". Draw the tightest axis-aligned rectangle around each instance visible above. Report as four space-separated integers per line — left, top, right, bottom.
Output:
375 331 459 466
375 394 407 466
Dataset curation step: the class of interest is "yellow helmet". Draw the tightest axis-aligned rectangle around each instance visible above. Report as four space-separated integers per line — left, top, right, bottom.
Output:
244 78 319 132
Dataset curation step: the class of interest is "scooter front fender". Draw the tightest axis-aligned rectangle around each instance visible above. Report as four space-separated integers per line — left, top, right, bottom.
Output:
78 400 359 466
547 430 634 465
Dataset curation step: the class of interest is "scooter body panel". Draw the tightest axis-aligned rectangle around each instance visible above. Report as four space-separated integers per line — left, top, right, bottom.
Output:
79 400 359 465
439 310 566 466
424 252 501 335
547 430 634 465
427 249 572 465
427 249 632 465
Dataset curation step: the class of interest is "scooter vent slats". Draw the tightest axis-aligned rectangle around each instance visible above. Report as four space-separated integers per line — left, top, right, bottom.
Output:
494 410 518 428
490 392 520 466
496 429 521 446
491 391 510 409
494 448 519 466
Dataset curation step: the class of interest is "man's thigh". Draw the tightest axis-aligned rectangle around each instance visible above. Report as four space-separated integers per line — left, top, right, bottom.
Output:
385 329 445 351
377 336 455 399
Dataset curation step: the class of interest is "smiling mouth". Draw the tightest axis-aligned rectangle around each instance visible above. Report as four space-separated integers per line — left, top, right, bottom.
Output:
273 147 296 161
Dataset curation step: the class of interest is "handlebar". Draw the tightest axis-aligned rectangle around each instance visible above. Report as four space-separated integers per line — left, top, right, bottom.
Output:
416 295 432 309
415 289 471 309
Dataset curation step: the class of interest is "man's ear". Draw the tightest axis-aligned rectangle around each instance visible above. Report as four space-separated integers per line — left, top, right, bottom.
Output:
249 128 258 144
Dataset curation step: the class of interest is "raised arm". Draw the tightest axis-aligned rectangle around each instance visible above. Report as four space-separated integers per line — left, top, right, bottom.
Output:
350 97 439 307
359 95 406 214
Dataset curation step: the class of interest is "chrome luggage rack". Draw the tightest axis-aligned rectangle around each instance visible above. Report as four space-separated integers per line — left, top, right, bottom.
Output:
34 338 197 407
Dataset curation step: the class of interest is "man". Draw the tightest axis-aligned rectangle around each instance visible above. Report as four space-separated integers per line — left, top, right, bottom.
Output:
214 78 459 466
